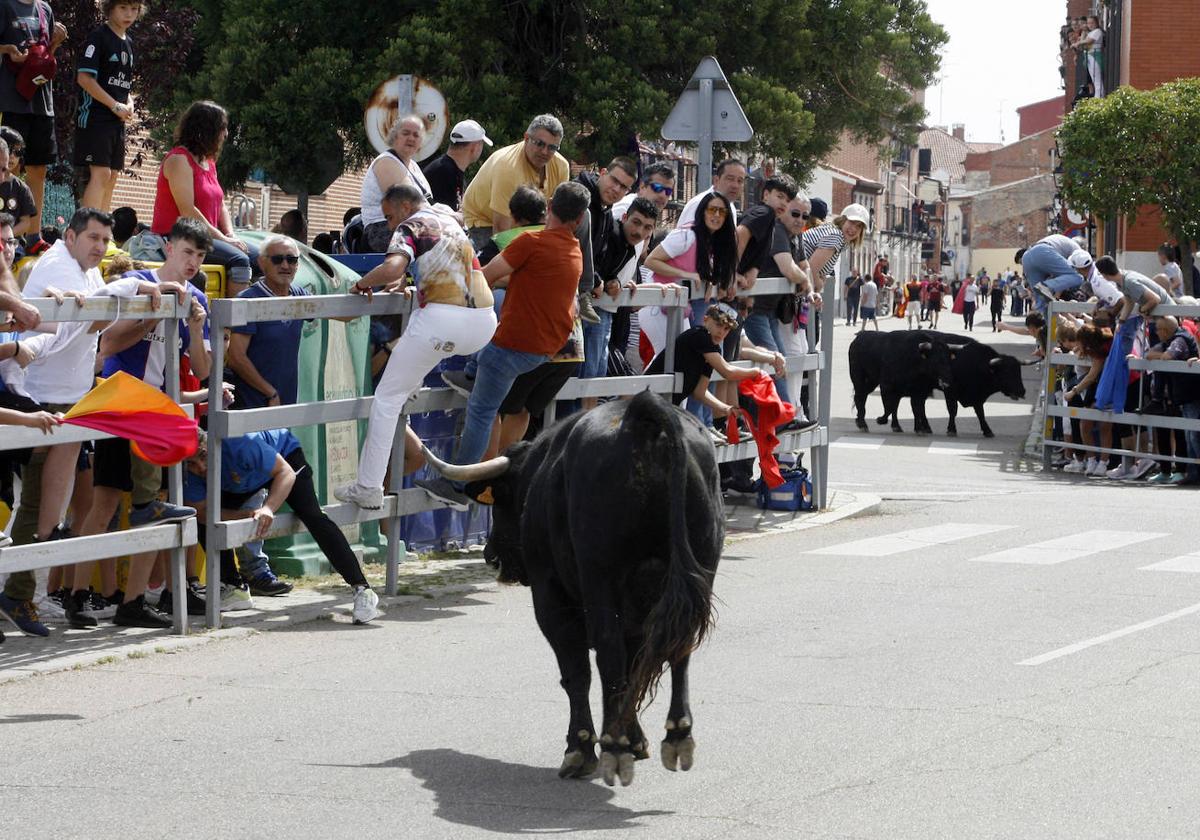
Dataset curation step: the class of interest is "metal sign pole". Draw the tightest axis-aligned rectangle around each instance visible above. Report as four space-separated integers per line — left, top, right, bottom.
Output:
697 78 713 198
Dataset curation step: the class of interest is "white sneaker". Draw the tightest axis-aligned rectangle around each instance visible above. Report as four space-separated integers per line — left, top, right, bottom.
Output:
333 482 384 510
201 583 254 612
1086 459 1108 477
1106 462 1131 480
352 586 380 624
1062 458 1086 474
1130 457 1157 480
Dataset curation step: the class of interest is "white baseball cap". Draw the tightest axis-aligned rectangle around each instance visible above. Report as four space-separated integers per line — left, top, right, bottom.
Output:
1068 250 1094 268
840 202 871 232
450 119 493 147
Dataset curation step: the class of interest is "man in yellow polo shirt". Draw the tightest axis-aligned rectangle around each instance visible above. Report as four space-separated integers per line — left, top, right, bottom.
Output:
462 114 570 253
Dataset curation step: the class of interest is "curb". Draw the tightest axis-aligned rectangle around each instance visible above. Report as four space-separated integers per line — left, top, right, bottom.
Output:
726 489 882 543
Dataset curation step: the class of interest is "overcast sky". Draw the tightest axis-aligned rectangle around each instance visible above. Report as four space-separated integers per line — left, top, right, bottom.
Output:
923 0 1066 143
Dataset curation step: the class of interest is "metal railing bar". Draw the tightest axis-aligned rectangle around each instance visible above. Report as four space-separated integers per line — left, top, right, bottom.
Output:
0 520 197 576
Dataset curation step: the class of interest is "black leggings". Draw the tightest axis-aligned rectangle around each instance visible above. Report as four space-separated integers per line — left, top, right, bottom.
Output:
202 448 368 588
962 301 976 329
991 306 1003 328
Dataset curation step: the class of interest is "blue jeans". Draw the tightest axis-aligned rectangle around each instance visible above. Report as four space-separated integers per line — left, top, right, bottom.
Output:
464 290 506 379
456 343 549 468
209 238 257 285
1181 401 1200 479
581 309 613 378
235 490 270 579
742 311 791 404
1023 244 1081 311
686 299 713 423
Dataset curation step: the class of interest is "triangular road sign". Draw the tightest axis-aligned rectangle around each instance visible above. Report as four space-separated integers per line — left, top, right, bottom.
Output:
662 56 753 142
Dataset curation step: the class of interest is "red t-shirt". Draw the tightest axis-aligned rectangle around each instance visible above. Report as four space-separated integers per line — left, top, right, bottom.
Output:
152 147 225 234
492 226 583 355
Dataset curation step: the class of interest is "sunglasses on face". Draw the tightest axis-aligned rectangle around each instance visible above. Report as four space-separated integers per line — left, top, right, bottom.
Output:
529 137 561 153
268 254 300 265
705 206 728 217
648 182 674 197
790 211 809 219
0 237 17 247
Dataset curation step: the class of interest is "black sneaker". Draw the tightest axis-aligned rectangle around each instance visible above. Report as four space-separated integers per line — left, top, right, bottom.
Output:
64 589 98 628
248 572 294 597
158 587 207 616
113 595 172 629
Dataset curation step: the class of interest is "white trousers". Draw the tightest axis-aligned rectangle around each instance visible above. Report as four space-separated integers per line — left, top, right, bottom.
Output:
778 321 809 419
358 303 497 489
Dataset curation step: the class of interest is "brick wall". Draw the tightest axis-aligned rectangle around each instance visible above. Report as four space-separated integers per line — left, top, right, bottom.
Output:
825 137 882 184
109 128 367 244
1017 97 1065 137
1127 0 1200 90
966 174 1057 251
962 129 1057 188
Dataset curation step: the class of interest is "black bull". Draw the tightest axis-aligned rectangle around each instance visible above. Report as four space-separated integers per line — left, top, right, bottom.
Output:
423 390 721 787
849 330 1031 437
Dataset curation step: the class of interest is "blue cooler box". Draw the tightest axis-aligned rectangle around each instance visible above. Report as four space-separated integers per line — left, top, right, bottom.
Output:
756 468 813 512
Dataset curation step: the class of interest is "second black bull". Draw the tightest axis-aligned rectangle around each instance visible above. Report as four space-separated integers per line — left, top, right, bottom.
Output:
849 330 1031 437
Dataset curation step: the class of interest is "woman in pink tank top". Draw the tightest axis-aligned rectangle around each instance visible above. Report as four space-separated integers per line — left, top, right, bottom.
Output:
638 191 738 363
150 100 257 292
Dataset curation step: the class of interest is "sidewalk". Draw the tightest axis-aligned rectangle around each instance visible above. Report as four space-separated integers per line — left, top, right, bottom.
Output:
0 490 877 684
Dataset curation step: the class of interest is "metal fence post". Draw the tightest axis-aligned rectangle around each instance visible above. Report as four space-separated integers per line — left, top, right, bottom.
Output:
163 302 187 635
814 280 835 509
205 301 226 630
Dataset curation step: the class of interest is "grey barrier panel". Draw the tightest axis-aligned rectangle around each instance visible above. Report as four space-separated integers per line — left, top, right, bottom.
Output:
0 520 197 575
0 295 195 628
203 276 835 625
1040 299 1200 469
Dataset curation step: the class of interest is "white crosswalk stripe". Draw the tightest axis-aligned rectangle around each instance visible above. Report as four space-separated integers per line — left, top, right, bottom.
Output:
830 435 885 450
970 530 1167 566
807 522 1014 557
927 441 980 456
1140 553 1200 573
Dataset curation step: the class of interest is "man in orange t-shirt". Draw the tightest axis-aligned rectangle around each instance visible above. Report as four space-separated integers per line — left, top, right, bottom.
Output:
415 180 590 508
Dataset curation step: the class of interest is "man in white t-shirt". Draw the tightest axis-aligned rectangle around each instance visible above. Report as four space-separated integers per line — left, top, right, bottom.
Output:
1155 244 1184 299
1068 250 1122 308
675 158 745 231
859 277 879 331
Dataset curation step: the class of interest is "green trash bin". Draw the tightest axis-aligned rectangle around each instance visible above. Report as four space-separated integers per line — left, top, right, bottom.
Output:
232 230 390 576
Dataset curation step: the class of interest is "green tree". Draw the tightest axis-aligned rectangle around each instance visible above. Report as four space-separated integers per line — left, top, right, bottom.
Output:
1058 79 1200 288
159 0 945 194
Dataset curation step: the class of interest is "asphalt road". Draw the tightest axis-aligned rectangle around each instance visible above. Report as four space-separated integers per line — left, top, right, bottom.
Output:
5 312 1199 839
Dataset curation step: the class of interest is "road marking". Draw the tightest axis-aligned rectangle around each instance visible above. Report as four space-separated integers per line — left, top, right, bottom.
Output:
970 530 1166 566
927 441 979 456
807 522 1013 557
1018 600 1200 666
1140 553 1200 573
831 435 885 450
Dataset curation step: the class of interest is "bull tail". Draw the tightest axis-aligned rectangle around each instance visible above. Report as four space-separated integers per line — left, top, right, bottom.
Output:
622 392 717 718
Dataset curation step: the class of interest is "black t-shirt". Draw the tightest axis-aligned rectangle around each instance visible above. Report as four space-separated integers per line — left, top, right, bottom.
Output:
990 286 1004 308
421 153 464 211
0 175 34 220
77 24 133 128
0 0 55 116
736 204 780 275
647 326 722 404
749 216 791 315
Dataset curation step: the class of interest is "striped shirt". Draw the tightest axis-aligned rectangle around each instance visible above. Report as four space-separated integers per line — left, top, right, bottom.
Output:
800 224 847 277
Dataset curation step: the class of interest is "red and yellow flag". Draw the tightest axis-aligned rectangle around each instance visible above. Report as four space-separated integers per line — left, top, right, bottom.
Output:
63 371 198 466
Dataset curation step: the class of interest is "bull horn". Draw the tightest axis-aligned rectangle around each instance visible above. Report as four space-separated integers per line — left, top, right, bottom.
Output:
918 341 932 351
420 445 510 483
989 356 1003 367
1019 357 1041 366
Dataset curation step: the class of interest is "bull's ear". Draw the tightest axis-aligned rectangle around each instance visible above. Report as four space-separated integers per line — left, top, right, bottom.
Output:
464 480 498 506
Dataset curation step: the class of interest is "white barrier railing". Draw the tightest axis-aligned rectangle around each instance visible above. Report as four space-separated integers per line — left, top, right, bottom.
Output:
0 295 197 633
1039 299 1200 469
204 276 834 629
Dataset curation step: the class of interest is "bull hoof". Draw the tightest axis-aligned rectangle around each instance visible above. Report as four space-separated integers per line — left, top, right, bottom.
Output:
946 427 957 437
915 427 931 435
599 750 636 787
661 735 696 772
558 746 598 779
891 425 903 433
875 415 889 425
855 419 868 431
982 429 995 438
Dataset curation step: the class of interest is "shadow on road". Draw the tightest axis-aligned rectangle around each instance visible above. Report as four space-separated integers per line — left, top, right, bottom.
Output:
315 748 672 832
0 713 84 724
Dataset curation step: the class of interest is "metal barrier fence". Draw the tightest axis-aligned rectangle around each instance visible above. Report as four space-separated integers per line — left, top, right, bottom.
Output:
203 275 834 631
0 294 199 634
1038 300 1200 468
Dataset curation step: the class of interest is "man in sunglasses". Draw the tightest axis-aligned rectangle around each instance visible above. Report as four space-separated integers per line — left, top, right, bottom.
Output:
461 113 570 254
611 162 676 219
225 235 310 410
